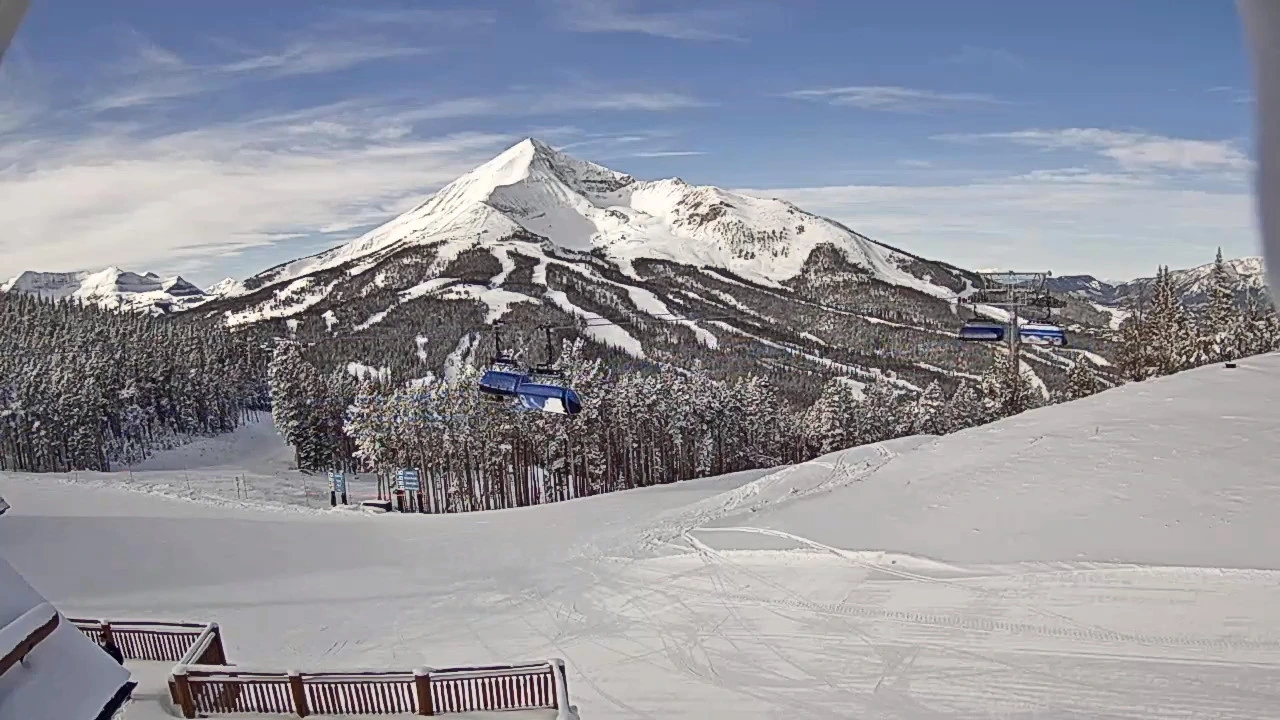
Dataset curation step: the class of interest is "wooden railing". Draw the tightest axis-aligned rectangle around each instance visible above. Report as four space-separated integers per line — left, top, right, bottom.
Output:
172 660 571 718
71 617 574 718
69 618 222 663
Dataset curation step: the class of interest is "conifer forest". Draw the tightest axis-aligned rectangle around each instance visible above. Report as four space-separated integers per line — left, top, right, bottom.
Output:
2 250 1277 513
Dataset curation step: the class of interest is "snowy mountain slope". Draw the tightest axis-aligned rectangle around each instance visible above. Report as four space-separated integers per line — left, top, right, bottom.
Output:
199 138 1115 401
0 267 220 315
5 353 1280 718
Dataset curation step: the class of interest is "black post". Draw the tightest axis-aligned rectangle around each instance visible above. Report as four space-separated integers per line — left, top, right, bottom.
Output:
341 490 348 504
330 490 337 508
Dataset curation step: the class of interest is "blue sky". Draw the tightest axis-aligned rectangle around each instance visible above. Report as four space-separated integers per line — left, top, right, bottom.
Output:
0 0 1258 286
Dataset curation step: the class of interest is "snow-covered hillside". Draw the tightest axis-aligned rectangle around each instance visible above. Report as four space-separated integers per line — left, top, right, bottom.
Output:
0 267 227 314
3 352 1280 718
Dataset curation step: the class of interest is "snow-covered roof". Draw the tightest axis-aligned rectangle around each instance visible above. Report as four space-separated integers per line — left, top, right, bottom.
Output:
0 554 132 720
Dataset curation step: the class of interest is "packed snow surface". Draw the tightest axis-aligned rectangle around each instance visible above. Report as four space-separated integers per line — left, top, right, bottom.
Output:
5 354 1280 718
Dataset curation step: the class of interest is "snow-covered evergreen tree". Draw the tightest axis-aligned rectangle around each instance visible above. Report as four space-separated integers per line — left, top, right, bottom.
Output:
980 351 1039 419
861 378 906 444
1146 266 1196 375
0 292 268 472
940 380 987 433
804 378 861 454
1065 357 1105 400
910 380 947 435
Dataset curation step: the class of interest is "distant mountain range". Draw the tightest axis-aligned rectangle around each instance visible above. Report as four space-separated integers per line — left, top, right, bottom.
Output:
0 267 236 315
2 138 1265 402
1046 257 1268 308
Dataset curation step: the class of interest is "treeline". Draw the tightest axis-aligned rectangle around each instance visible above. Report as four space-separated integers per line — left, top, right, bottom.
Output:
0 293 270 472
267 330 1109 512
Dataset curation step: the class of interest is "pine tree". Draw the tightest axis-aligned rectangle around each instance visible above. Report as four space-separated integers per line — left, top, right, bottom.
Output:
1197 248 1245 365
861 378 906 443
1065 357 1105 400
980 351 1032 418
1207 248 1238 330
1146 266 1195 376
940 380 988 433
910 380 946 435
805 378 860 454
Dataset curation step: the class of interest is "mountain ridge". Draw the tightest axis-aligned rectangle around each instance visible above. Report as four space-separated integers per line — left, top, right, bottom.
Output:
1047 256 1267 307
0 267 231 314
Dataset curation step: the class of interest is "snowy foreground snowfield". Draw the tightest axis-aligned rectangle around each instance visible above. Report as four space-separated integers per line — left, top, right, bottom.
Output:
5 355 1280 718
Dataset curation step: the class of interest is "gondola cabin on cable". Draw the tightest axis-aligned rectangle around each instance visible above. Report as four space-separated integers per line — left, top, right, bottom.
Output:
1018 322 1067 346
958 319 1006 342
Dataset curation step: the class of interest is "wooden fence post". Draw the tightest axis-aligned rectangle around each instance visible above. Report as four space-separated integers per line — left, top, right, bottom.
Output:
414 667 434 716
554 658 567 708
209 623 226 665
288 671 309 717
172 667 196 719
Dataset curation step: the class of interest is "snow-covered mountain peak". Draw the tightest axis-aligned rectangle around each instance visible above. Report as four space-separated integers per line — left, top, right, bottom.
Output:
206 278 240 297
1 267 214 314
233 137 968 302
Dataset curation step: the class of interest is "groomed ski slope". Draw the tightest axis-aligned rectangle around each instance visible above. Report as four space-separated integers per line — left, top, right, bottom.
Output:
4 354 1280 718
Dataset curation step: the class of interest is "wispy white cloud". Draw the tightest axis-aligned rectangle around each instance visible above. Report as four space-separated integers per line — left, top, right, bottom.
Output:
365 90 706 126
935 128 1252 175
550 0 747 41
85 10 470 112
0 107 517 281
1012 167 1152 186
325 7 498 29
1208 85 1254 104
785 85 1008 113
741 175 1256 279
542 91 710 111
0 20 708 284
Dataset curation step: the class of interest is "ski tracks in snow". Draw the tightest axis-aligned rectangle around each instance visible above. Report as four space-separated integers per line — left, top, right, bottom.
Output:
533 441 1280 717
